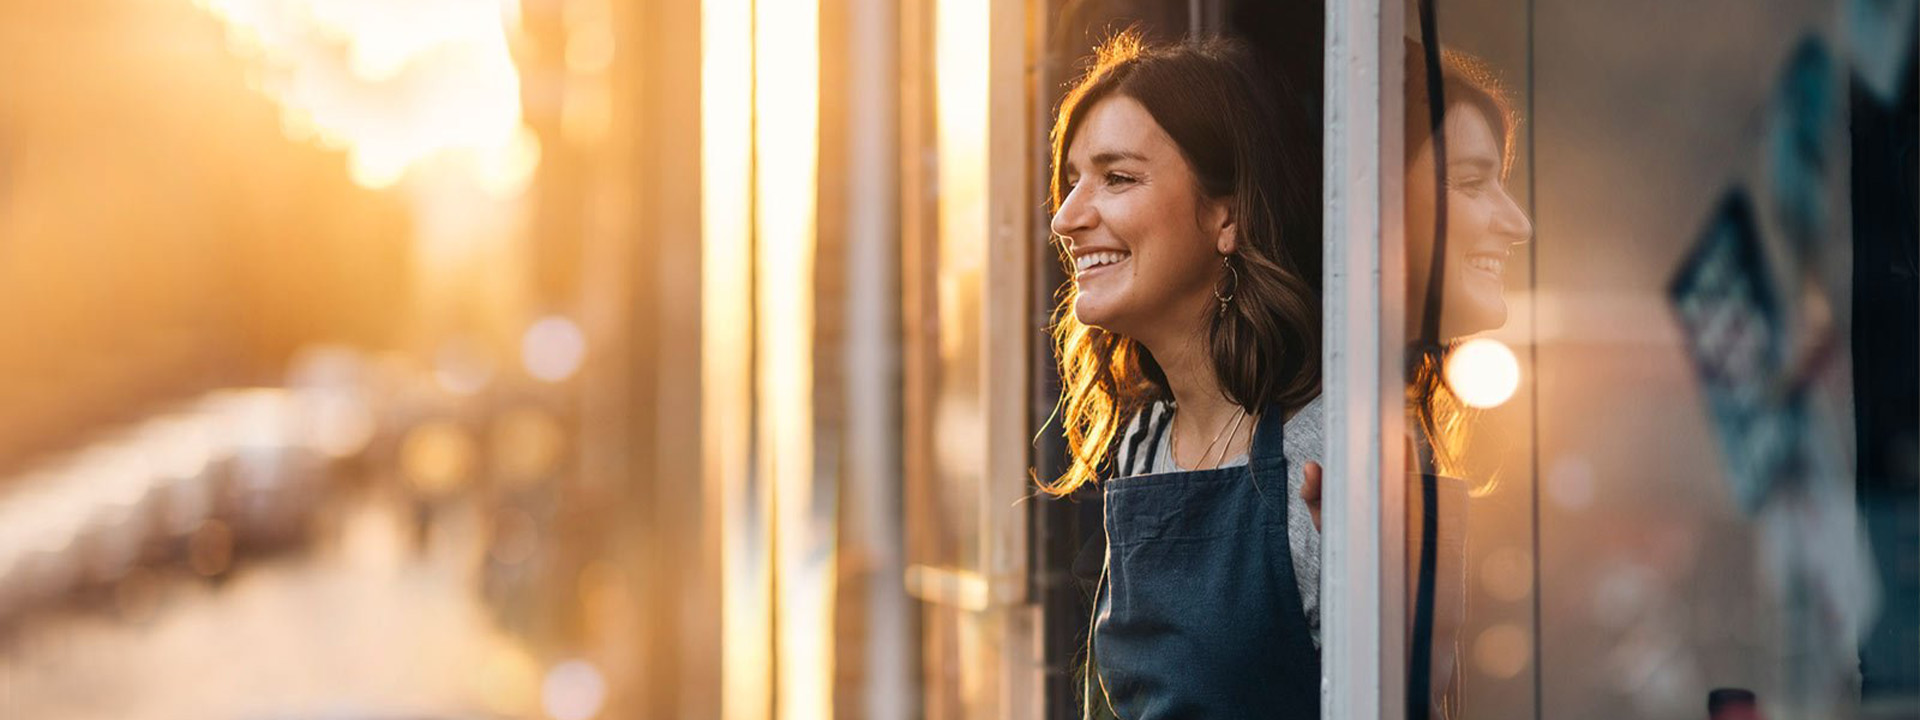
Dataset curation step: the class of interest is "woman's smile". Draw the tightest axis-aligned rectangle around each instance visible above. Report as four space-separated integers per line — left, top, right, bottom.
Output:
1464 250 1506 281
1074 249 1132 278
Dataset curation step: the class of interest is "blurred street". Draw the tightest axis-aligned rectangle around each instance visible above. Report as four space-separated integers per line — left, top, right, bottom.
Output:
2 489 542 720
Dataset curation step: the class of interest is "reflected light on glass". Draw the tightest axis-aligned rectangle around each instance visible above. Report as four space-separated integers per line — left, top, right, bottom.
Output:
522 315 587 382
541 659 608 720
1444 337 1521 409
1479 546 1534 603
1472 623 1531 679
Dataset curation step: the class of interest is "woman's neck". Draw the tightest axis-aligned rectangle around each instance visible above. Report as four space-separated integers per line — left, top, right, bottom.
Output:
1145 327 1251 468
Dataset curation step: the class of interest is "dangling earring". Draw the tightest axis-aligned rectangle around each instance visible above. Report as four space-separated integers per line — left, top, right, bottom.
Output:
1214 254 1239 317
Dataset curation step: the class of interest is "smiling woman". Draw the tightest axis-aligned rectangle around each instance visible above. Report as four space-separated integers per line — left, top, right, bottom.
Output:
1040 31 1326 720
1044 32 1321 497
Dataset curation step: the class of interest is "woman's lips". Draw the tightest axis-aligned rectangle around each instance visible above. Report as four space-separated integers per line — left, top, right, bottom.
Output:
1074 250 1131 278
1465 253 1506 280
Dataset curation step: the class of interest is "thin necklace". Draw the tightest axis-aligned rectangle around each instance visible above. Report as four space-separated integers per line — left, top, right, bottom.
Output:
1206 408 1253 469
1176 404 1245 470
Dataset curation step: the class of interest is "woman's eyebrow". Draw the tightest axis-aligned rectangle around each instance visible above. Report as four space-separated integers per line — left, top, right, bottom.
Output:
1089 150 1149 166
1447 157 1497 172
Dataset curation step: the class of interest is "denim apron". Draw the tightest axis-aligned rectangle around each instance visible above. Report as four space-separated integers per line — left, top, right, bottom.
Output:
1089 406 1321 719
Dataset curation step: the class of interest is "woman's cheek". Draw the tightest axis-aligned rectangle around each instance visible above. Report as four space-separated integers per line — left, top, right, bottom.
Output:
1446 196 1490 244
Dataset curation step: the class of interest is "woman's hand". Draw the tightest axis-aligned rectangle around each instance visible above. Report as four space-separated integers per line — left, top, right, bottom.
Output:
1302 461 1323 531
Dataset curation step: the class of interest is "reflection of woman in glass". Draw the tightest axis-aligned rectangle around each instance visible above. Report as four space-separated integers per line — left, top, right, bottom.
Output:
1402 41 1532 719
1404 43 1533 477
1040 32 1324 718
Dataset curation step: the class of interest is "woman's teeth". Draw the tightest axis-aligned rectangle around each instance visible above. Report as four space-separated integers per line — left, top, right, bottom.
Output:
1075 251 1129 273
1468 255 1504 276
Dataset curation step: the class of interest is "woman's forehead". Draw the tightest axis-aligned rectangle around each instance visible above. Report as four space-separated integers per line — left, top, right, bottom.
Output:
1443 104 1502 161
1069 96 1176 164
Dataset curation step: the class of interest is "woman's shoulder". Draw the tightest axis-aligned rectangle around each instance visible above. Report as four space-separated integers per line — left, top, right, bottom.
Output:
1281 393 1326 458
1286 393 1325 425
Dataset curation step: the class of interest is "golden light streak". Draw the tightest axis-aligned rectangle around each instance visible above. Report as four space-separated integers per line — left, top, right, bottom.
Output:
931 0 989 481
700 0 769 718
755 0 830 717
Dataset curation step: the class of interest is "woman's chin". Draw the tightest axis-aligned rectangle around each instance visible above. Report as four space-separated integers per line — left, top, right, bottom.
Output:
1073 297 1125 332
1073 304 1112 330
1442 304 1507 339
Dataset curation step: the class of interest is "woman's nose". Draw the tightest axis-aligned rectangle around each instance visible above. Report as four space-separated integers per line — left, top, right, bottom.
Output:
1051 183 1096 238
1495 187 1533 245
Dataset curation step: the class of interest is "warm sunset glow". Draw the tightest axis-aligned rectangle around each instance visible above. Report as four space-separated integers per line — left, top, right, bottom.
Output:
195 0 533 192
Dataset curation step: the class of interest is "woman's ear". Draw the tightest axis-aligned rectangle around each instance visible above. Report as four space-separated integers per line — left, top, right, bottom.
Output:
1211 199 1239 255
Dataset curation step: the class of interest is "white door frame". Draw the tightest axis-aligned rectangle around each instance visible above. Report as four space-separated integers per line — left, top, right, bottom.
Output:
1322 0 1410 717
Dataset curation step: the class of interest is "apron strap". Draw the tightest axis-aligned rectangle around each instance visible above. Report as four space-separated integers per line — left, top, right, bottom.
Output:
1248 404 1289 473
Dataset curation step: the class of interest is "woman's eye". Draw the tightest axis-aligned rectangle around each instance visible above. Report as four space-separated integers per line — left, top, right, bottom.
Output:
1448 176 1487 195
1105 172 1137 186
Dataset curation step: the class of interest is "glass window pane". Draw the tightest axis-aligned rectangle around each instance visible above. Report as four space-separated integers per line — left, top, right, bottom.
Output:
1397 0 1919 717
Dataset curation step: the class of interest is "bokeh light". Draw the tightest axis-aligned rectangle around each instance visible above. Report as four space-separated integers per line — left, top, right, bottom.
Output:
1444 337 1522 409
1472 623 1531 679
491 407 565 488
1479 546 1534 603
521 315 587 383
472 644 541 717
541 659 608 720
400 422 478 497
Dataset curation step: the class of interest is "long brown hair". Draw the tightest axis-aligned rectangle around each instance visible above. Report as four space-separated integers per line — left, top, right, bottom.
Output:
1404 41 1518 480
1041 32 1322 496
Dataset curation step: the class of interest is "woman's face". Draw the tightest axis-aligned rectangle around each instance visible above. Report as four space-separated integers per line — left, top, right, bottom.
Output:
1405 103 1533 338
1052 95 1232 344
